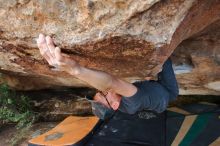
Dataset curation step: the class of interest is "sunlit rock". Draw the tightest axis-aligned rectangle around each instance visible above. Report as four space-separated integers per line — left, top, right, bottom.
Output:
205 81 220 92
0 0 219 95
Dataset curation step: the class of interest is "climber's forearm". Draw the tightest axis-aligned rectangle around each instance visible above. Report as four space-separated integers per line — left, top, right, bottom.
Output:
68 65 137 97
36 33 136 96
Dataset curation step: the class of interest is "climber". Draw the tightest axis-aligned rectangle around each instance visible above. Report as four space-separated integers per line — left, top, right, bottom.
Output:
37 33 179 118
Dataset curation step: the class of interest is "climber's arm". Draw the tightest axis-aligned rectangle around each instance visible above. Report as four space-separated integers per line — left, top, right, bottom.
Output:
37 34 137 97
72 66 137 97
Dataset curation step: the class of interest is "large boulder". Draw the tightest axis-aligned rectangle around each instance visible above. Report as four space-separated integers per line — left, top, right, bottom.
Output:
173 20 220 95
0 0 219 94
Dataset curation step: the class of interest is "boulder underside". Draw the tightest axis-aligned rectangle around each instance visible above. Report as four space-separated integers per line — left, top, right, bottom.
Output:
0 0 219 95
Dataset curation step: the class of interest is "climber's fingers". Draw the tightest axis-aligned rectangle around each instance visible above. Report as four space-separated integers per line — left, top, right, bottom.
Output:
37 34 55 65
46 36 56 58
54 46 65 65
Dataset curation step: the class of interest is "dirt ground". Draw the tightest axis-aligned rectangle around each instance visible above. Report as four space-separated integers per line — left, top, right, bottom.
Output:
0 122 58 146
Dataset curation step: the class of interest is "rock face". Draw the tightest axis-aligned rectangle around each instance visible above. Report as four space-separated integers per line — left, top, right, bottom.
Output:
172 20 220 95
0 0 219 95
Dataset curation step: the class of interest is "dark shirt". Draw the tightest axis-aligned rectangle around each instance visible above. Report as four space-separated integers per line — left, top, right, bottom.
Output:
119 58 179 114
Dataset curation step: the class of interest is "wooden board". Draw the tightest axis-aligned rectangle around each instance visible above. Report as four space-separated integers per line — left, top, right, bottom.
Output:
29 116 99 146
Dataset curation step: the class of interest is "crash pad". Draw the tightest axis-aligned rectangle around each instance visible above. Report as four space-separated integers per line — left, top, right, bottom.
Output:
29 102 220 146
28 116 99 146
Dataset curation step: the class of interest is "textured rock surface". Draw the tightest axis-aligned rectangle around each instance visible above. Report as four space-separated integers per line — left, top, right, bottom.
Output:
0 0 219 94
172 20 220 95
19 88 93 121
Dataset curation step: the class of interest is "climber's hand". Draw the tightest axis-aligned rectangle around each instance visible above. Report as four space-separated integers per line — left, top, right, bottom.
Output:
37 34 80 74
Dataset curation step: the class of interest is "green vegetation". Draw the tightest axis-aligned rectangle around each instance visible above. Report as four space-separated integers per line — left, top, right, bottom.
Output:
0 83 37 145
